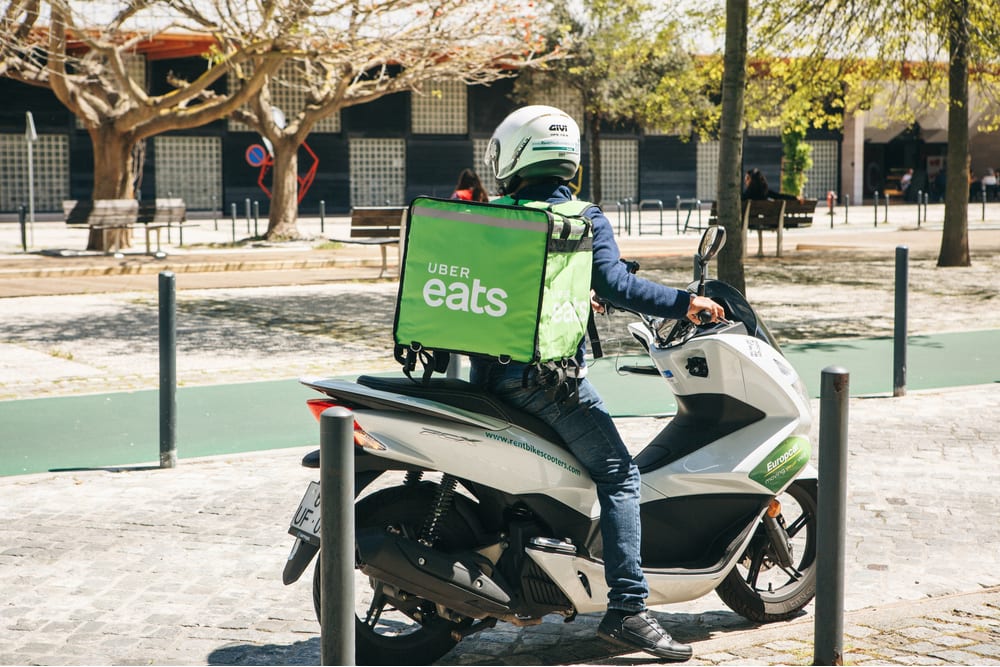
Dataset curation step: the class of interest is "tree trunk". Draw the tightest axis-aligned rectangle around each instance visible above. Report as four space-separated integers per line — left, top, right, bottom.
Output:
716 0 749 294
266 136 303 241
588 112 603 206
939 0 971 267
86 127 136 252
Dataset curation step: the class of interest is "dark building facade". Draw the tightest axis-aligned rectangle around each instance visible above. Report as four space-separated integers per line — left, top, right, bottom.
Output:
0 55 843 216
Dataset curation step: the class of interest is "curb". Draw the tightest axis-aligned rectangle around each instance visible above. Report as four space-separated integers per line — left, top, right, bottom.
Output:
0 255 387 279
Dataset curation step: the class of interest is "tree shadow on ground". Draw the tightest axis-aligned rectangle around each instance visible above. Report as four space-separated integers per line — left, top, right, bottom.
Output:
209 637 319 665
203 608 777 666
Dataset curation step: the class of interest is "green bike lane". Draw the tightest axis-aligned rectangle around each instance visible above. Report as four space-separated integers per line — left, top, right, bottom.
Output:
2 328 998 477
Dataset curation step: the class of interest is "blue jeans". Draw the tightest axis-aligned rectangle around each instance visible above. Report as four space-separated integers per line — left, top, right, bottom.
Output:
471 361 648 612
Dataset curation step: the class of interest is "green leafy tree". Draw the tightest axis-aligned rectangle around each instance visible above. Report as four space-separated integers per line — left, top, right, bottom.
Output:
742 0 1000 267
780 126 812 197
517 0 711 205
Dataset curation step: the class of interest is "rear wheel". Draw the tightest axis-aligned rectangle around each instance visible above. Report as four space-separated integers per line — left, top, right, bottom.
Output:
716 479 818 622
311 483 477 666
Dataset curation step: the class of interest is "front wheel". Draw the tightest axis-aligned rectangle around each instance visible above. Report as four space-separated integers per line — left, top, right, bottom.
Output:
716 479 818 622
311 483 477 666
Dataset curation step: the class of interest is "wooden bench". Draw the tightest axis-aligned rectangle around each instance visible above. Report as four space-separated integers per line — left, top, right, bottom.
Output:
708 198 817 258
781 199 817 228
137 198 192 253
63 199 139 254
332 206 407 277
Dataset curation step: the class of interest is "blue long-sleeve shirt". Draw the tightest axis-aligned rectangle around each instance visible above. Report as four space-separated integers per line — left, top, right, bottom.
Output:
511 182 692 320
481 182 692 368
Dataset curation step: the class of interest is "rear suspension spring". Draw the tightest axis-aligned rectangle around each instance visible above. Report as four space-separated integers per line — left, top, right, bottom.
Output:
419 475 458 547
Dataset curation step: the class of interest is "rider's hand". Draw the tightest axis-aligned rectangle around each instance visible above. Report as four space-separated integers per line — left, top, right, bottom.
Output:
591 290 606 314
687 295 724 324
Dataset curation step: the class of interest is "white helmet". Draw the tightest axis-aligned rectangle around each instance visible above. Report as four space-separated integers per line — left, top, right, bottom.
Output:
484 105 580 190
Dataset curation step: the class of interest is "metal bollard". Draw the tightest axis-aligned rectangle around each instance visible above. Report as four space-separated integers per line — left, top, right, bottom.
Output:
253 200 260 236
982 188 987 221
843 194 849 225
873 191 879 227
320 407 356 665
320 200 326 234
245 198 252 234
230 203 237 243
917 190 923 227
18 204 27 252
883 192 889 224
814 366 849 666
166 191 174 243
158 272 177 468
894 246 908 397
212 194 218 231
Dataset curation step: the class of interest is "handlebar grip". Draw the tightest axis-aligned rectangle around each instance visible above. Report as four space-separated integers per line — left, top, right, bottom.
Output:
696 309 713 325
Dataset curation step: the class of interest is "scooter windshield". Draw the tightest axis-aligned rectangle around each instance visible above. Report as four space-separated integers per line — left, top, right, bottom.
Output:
700 279 783 354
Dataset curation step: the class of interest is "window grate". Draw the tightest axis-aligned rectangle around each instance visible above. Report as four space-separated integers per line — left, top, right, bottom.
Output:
599 139 638 203
696 141 719 201
411 80 467 134
153 136 222 209
0 134 70 212
350 138 406 207
803 140 838 200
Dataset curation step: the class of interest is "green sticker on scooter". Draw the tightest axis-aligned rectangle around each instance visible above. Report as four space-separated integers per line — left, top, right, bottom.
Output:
749 436 811 492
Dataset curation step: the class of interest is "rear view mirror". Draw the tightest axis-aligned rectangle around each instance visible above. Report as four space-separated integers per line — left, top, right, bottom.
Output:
698 225 726 261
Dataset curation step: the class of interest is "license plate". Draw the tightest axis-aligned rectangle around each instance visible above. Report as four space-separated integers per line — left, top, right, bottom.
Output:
288 481 321 546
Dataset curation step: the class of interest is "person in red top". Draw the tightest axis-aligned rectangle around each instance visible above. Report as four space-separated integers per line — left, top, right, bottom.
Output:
450 168 489 202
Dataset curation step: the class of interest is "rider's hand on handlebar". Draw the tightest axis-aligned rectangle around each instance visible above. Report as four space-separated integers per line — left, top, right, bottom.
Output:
687 295 725 325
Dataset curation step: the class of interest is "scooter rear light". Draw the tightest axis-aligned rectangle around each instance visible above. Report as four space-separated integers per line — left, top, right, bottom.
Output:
304 399 386 451
306 398 341 421
767 499 782 518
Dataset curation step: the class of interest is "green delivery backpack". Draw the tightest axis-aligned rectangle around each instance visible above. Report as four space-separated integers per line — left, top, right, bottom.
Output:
393 195 595 379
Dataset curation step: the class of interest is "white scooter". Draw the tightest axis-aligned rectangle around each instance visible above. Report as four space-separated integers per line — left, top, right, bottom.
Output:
283 226 818 665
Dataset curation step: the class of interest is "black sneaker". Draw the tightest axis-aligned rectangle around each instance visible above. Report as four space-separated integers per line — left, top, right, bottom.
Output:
597 609 693 661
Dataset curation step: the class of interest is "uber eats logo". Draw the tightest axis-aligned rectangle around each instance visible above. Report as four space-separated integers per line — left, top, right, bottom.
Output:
422 262 508 317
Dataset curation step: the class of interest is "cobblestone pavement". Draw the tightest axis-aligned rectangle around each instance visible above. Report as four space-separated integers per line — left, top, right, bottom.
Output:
1 384 998 665
2 211 1000 665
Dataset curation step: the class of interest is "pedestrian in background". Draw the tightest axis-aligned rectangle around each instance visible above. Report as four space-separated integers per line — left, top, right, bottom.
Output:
450 168 489 202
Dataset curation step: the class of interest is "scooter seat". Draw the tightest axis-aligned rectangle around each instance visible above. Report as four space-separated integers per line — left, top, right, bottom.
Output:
356 375 566 448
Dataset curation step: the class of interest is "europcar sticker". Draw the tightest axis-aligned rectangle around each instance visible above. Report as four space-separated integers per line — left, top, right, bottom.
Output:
749 436 811 492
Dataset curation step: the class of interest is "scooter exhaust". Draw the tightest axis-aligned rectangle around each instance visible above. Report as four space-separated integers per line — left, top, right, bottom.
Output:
356 527 513 619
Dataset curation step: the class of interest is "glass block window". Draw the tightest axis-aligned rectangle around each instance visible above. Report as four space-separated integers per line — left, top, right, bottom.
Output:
599 139 638 202
153 136 222 210
522 77 585 131
229 61 341 133
696 140 720 200
411 80 467 134
802 140 838 200
472 138 491 171
0 134 69 212
350 138 406 206
472 138 497 196
747 126 781 136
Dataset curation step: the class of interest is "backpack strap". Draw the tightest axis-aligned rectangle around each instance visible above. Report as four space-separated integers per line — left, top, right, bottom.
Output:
394 343 450 384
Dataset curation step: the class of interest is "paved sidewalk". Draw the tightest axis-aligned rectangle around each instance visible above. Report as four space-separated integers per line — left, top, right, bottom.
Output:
1 206 999 665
